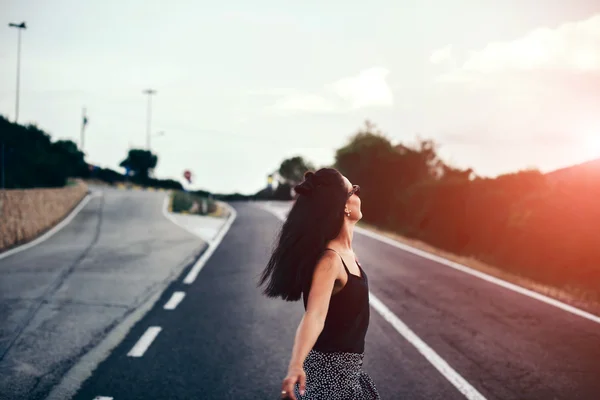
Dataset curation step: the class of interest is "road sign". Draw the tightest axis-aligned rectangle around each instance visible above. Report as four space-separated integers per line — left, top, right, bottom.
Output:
184 170 192 183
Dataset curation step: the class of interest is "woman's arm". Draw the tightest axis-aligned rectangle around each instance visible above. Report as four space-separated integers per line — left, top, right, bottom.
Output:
281 251 339 398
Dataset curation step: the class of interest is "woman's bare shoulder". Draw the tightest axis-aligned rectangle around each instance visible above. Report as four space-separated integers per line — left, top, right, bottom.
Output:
314 250 341 277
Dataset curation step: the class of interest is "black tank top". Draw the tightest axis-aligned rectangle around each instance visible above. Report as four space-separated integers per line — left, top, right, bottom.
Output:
301 249 370 354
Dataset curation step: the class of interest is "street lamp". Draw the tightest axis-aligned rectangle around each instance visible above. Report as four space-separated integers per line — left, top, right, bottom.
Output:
8 21 27 123
143 89 156 150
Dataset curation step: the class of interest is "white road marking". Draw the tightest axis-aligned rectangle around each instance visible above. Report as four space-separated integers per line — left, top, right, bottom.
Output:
355 226 600 325
47 289 166 400
93 397 113 400
182 204 237 284
161 194 238 285
163 291 186 310
259 203 486 399
127 326 162 357
161 194 203 238
258 201 600 325
0 192 97 260
369 293 487 400
48 192 230 399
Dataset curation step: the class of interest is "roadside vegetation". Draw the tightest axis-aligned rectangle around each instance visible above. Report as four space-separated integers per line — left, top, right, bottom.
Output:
170 190 218 216
265 121 600 311
1 115 181 190
6 112 599 310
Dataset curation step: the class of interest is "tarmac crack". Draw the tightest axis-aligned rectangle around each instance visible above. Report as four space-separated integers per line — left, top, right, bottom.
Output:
0 195 105 363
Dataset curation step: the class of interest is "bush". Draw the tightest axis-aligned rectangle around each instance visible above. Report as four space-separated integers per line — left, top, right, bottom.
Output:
171 191 217 215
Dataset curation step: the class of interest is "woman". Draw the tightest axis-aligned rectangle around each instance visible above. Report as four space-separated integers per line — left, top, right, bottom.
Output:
258 168 380 400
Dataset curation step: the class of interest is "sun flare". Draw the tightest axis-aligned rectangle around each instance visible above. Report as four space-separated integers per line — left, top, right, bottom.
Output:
582 133 600 160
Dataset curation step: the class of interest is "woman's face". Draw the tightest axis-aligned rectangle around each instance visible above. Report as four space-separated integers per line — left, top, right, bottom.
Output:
342 176 362 222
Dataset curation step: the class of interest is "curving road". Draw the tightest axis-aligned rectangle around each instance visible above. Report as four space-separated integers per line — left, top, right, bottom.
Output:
1 196 600 399
0 188 206 400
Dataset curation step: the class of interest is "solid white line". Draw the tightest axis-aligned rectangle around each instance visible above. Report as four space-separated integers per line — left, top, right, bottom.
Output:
354 226 600 325
161 193 237 284
0 192 96 260
127 326 162 357
163 291 186 310
161 193 204 238
259 203 485 398
93 397 113 400
369 294 487 399
183 202 237 284
257 201 600 326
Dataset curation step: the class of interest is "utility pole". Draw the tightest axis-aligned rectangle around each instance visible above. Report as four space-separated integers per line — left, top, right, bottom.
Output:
80 107 88 152
8 21 27 123
143 89 156 150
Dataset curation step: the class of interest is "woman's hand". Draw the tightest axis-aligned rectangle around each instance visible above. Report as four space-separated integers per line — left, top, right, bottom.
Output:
281 365 306 399
280 251 340 399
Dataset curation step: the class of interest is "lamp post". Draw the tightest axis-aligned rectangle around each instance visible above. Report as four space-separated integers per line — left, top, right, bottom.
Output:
143 89 156 150
80 107 88 152
8 21 27 123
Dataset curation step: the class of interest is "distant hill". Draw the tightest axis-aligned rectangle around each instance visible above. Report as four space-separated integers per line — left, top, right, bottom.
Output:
545 158 600 185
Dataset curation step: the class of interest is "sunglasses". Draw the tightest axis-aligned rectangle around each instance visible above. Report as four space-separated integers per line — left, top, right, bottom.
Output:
348 185 360 198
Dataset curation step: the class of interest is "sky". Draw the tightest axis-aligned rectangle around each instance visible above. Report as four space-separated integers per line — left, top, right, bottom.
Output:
2 0 600 194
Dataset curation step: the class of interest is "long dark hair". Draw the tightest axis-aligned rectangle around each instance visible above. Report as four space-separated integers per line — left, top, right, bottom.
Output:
258 168 347 301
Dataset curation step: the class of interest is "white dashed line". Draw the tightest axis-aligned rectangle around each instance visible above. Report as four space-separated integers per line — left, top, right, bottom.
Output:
127 326 162 357
369 294 487 400
163 291 186 310
93 396 113 400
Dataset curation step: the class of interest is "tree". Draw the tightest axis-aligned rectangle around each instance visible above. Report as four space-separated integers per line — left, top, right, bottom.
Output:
439 165 475 182
278 156 315 184
51 140 88 179
0 116 88 188
119 149 158 180
335 121 396 226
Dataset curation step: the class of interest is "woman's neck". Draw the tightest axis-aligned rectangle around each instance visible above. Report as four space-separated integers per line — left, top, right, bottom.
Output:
329 222 354 251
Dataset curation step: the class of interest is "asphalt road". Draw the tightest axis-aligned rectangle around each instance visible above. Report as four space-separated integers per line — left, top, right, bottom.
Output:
0 188 206 400
2 194 600 400
69 201 600 400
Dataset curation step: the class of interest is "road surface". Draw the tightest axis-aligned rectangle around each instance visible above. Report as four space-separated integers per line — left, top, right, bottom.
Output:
74 201 600 400
2 194 600 399
0 188 206 400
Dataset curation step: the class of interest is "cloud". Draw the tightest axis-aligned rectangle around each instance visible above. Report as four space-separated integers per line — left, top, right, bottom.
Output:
432 13 600 106
448 14 600 76
327 67 394 109
269 67 393 114
429 45 453 65
271 93 340 113
424 14 600 174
